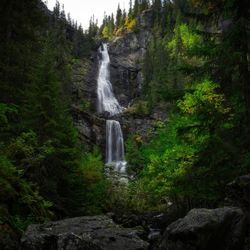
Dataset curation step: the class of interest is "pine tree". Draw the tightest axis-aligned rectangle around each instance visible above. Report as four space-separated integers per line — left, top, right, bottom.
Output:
115 4 122 28
133 0 139 17
129 0 133 17
140 0 149 12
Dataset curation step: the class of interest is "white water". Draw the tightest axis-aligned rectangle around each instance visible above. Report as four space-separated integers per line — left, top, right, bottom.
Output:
97 44 122 116
97 43 127 175
106 120 126 173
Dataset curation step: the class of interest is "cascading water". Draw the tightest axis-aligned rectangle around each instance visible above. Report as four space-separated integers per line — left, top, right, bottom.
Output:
97 43 127 176
97 44 122 116
106 120 126 173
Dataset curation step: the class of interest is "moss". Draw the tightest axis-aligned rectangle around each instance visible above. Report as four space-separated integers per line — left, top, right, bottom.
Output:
72 58 91 76
125 100 151 117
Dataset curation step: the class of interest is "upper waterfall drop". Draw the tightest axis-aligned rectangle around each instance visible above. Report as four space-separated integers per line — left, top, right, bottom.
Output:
97 43 122 117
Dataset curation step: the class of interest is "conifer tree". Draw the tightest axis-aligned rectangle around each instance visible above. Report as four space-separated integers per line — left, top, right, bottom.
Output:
115 4 122 28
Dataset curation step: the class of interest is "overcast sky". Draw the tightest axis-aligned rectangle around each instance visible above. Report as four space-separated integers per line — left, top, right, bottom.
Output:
44 0 130 29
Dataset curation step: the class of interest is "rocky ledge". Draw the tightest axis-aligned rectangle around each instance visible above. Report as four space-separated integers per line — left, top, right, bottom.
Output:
20 215 148 250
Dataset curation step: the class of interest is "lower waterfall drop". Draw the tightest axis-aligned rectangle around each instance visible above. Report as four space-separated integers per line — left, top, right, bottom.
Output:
106 120 127 174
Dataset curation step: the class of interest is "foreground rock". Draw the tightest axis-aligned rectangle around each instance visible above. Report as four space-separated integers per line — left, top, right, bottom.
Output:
20 215 148 250
159 207 246 250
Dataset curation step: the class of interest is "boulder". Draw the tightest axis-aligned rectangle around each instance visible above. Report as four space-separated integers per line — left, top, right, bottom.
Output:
20 215 148 250
159 207 246 250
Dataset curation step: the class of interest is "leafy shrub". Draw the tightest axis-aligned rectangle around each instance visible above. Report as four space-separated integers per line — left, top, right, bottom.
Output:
125 100 150 117
79 147 110 215
0 155 52 232
125 17 137 32
133 80 240 209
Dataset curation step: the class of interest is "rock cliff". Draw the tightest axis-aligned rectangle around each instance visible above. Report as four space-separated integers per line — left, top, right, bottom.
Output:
108 9 154 107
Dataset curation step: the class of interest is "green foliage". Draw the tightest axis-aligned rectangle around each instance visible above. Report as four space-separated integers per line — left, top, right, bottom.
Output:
79 147 110 215
124 17 137 32
125 100 150 117
0 104 17 127
143 35 185 105
108 178 167 214
168 24 202 53
80 100 91 112
131 80 244 208
111 0 250 215
125 134 145 175
0 0 101 234
0 155 52 231
0 0 249 232
102 25 113 40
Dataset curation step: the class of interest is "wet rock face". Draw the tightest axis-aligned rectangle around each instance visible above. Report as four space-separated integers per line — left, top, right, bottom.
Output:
71 52 106 150
20 215 149 250
71 53 99 113
108 28 152 107
72 108 106 152
159 207 246 250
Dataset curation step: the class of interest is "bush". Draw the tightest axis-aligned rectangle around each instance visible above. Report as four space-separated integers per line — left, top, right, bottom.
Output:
125 17 137 32
0 155 52 232
133 80 240 209
125 100 150 117
79 147 110 215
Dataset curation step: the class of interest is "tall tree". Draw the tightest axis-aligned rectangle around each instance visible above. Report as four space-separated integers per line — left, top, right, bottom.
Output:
115 4 122 28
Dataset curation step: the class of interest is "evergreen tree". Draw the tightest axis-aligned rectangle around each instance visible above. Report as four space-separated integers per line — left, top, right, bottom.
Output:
139 0 149 12
152 0 162 24
115 4 122 28
133 0 139 17
129 0 133 17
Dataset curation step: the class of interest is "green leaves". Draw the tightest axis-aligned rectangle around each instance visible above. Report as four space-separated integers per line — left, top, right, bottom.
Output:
0 155 52 231
79 147 109 215
178 80 231 122
0 104 17 126
131 79 238 208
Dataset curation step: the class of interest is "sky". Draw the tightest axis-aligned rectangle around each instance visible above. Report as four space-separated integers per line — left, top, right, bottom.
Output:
44 0 130 29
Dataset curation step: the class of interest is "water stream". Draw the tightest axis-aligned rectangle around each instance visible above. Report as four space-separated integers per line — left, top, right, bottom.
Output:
97 44 123 116
97 43 127 175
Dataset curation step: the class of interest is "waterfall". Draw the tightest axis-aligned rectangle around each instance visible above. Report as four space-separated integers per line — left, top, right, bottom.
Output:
106 120 126 173
97 43 127 175
97 44 122 117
